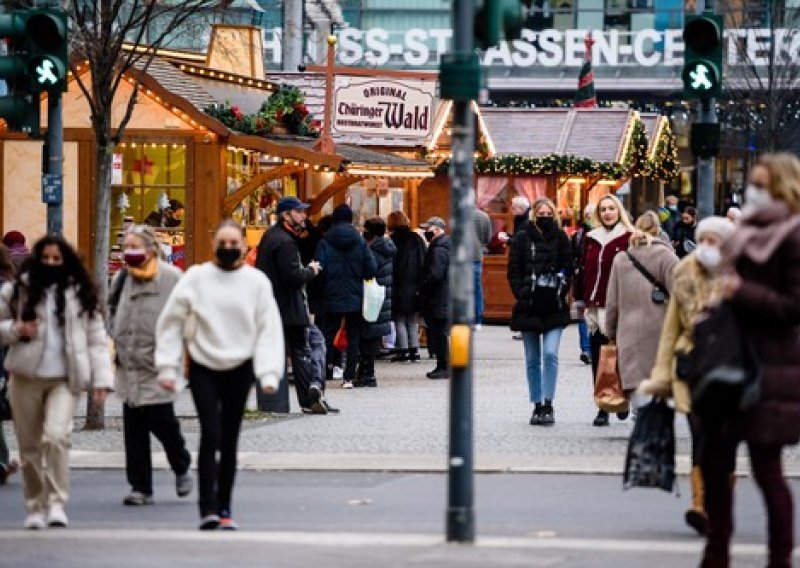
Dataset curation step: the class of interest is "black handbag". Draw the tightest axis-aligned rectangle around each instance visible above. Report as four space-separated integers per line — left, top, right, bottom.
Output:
686 301 761 415
627 252 669 304
623 398 676 493
0 375 11 422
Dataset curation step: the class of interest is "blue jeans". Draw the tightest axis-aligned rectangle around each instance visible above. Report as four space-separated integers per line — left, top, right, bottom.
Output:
473 260 484 324
578 318 591 354
522 327 564 403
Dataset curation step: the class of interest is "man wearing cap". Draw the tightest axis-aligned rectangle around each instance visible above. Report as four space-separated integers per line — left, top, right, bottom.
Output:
256 197 337 414
418 216 451 379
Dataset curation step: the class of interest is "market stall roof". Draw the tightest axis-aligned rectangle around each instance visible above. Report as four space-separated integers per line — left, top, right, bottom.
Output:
639 112 669 157
480 108 636 163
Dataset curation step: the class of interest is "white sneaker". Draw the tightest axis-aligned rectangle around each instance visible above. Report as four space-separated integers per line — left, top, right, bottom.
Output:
342 380 354 389
24 512 45 530
46 504 68 528
332 366 344 380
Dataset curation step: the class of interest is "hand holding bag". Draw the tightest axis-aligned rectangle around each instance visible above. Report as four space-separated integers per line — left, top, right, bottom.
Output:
594 344 629 413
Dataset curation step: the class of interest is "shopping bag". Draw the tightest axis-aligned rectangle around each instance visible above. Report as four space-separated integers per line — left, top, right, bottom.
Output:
362 279 386 323
593 344 629 413
623 398 676 493
333 317 348 352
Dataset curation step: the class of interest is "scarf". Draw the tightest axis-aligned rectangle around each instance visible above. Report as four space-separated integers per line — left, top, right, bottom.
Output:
129 256 158 281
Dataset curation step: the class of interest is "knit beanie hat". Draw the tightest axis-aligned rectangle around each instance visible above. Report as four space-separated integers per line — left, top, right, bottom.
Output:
2 230 25 246
696 216 735 242
332 204 354 224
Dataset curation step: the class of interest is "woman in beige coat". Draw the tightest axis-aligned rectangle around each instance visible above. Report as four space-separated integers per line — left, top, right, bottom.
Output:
110 225 191 506
638 216 735 537
0 236 113 529
606 211 679 395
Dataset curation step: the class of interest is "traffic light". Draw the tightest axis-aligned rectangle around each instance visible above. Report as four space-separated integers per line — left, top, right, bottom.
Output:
474 0 527 50
682 13 724 99
0 9 67 136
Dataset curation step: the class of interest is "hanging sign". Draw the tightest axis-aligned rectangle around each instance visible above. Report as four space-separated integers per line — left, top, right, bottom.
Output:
112 153 123 185
42 174 62 204
332 77 435 139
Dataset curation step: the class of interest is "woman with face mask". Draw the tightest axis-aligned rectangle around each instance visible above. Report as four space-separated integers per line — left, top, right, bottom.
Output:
156 220 285 531
694 153 800 567
0 236 113 529
508 198 573 425
110 225 192 507
573 194 634 427
638 216 734 538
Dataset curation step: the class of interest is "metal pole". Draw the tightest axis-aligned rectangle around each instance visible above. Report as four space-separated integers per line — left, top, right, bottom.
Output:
282 0 303 71
446 0 475 544
46 91 63 236
695 0 716 219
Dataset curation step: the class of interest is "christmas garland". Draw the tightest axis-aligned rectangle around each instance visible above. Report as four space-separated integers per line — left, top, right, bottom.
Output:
625 119 681 181
434 153 628 179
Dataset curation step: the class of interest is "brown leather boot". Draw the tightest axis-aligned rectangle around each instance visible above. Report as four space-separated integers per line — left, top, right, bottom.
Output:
685 465 708 535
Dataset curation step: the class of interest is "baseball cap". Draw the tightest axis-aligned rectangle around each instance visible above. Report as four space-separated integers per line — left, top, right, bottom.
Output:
420 216 446 230
277 197 311 215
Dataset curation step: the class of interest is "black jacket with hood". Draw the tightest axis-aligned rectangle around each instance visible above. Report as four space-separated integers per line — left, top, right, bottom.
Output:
314 222 377 314
362 237 396 339
419 234 451 320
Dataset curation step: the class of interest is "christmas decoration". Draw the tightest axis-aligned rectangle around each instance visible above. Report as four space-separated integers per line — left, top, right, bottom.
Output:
116 191 130 211
435 154 627 179
575 32 597 108
625 119 651 178
648 123 681 181
158 192 170 210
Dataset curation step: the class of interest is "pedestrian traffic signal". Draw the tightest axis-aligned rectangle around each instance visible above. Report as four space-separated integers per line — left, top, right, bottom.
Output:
682 13 724 99
25 10 68 93
474 0 529 50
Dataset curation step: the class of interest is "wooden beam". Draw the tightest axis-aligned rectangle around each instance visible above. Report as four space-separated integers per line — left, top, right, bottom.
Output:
308 175 366 215
222 164 304 215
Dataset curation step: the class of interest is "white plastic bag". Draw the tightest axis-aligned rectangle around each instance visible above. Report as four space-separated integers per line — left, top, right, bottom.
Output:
362 279 386 323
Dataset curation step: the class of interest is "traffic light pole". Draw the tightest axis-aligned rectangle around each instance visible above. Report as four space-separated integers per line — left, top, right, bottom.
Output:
696 98 717 219
446 0 475 544
45 91 63 236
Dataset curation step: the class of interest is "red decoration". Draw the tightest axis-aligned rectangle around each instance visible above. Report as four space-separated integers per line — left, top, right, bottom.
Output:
132 155 154 175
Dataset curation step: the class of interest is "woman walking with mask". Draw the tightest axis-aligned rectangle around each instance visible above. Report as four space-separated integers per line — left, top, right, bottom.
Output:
110 225 192 506
508 198 573 425
638 216 735 537
156 220 284 531
574 194 634 427
0 236 113 529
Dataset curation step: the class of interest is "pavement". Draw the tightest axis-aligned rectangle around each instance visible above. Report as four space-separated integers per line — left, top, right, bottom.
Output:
4 323 800 475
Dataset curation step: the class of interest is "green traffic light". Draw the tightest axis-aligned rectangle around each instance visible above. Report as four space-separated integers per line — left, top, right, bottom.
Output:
682 13 724 100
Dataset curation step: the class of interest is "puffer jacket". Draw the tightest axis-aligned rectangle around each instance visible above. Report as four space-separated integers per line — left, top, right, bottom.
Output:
0 280 114 393
315 222 377 314
111 261 181 406
363 237 396 339
418 234 450 320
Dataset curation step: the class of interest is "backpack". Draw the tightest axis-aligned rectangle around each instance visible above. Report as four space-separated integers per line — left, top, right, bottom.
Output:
623 398 676 493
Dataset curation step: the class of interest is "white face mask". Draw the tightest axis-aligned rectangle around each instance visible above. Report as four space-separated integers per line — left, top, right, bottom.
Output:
745 184 774 209
695 244 722 270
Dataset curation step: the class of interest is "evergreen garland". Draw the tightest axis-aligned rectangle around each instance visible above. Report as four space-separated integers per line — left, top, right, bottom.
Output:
434 153 628 179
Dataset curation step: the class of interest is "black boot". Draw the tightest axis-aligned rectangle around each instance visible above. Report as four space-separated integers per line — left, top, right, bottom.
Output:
391 349 410 362
529 403 543 426
540 400 555 426
593 409 610 427
408 348 421 362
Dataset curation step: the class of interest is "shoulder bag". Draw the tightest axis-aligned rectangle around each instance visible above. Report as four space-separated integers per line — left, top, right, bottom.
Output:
627 252 669 305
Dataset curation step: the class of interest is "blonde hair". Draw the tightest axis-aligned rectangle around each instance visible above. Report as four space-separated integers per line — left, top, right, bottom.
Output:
592 194 634 231
630 211 661 246
756 152 800 213
531 197 562 229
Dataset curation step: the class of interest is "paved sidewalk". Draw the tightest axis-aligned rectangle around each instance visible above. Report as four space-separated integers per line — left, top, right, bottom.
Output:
4 324 799 475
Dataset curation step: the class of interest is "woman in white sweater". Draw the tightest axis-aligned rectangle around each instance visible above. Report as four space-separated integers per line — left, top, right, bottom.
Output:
156 220 284 531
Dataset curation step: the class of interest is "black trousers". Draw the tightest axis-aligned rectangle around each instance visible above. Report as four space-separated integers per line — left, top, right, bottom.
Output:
123 402 191 495
189 359 253 517
358 336 382 379
321 311 361 381
424 316 449 370
285 325 324 409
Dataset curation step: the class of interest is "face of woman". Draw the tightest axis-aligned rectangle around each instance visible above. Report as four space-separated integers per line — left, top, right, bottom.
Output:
698 233 724 248
123 233 149 254
535 204 555 218
750 165 770 191
598 199 620 227
41 244 63 266
215 226 244 251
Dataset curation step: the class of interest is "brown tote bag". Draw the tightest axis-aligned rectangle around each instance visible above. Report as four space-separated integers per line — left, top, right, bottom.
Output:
594 344 629 413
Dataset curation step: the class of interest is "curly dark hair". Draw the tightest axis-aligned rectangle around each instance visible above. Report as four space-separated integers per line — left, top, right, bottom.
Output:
14 236 100 326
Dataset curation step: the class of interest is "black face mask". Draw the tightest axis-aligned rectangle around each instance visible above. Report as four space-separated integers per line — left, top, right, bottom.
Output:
215 247 241 270
536 217 555 232
424 230 435 243
39 264 65 286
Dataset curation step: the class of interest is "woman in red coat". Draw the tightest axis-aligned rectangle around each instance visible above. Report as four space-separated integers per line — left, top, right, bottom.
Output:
574 194 634 427
701 153 800 568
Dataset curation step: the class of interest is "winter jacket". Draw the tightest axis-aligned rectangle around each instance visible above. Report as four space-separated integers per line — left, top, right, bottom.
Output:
419 234 450 320
363 237 396 339
314 222 377 314
256 222 315 328
111 261 181 406
0 280 114 393
507 220 573 333
576 224 632 308
662 209 680 239
391 227 426 314
672 222 697 258
513 209 531 234
472 209 492 262
723 202 800 446
605 240 679 391
639 254 715 414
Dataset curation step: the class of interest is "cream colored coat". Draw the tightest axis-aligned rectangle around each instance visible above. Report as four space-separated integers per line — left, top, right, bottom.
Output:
0 282 114 393
638 254 716 414
605 239 679 390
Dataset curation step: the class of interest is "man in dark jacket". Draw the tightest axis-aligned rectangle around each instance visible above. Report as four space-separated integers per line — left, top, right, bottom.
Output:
356 217 396 387
256 197 336 414
672 206 698 258
315 204 377 388
571 204 594 364
418 216 451 379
